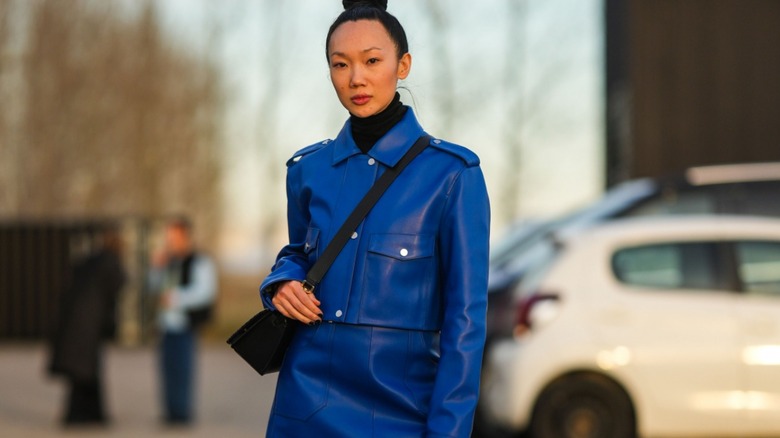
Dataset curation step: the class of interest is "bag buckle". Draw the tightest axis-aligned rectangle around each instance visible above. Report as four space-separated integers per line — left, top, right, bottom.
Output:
301 280 316 294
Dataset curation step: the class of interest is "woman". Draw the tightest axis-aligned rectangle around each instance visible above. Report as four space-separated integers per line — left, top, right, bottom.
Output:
259 1 490 436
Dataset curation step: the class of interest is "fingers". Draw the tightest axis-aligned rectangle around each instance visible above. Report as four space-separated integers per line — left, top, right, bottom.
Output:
272 281 323 324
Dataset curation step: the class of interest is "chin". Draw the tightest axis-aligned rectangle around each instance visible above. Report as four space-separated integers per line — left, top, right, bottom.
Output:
351 107 379 118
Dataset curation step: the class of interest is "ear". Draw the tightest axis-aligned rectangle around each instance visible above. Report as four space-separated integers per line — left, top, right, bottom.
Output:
397 53 412 80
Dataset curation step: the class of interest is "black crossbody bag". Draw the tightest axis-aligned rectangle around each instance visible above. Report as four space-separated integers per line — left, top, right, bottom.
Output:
227 135 431 375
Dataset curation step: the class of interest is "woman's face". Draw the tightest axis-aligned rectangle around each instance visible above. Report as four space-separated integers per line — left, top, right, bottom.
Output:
328 19 411 118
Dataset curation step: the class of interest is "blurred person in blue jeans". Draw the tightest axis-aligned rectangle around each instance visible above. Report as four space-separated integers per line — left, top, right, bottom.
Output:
148 217 217 426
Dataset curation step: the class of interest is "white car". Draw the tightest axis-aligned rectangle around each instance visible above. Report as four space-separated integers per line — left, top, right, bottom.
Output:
480 216 780 438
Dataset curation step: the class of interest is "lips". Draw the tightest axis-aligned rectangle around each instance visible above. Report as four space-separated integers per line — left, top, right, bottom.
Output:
351 94 371 105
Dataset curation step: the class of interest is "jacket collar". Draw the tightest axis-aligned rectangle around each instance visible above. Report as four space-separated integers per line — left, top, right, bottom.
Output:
331 107 425 167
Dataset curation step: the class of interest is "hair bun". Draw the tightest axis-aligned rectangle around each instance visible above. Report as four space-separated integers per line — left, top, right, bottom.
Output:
342 0 388 11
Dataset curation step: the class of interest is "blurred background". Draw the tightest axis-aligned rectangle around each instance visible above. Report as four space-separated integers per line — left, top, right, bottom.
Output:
0 0 778 436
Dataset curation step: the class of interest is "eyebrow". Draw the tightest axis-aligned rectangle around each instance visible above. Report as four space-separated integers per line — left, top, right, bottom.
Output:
330 47 384 58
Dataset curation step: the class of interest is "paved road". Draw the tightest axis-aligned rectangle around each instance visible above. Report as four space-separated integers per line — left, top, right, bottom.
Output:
0 343 276 437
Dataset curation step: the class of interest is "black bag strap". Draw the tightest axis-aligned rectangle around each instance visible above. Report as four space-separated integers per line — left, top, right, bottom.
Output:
302 134 431 293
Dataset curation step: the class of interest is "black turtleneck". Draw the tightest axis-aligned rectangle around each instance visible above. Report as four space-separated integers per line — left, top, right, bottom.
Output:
350 92 408 154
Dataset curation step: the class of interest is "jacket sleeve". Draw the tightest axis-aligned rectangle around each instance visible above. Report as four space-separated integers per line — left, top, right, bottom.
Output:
427 165 490 438
259 165 311 310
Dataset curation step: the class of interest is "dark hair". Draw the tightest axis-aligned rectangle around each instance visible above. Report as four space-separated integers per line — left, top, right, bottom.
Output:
326 0 409 62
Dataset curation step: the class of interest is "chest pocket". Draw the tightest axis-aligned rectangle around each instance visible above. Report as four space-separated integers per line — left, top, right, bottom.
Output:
367 233 434 260
361 233 440 330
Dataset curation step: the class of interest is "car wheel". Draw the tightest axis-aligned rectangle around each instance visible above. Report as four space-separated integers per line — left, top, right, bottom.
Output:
472 404 516 438
529 373 635 438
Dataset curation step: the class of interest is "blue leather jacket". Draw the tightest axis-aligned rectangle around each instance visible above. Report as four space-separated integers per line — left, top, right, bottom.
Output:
260 108 490 437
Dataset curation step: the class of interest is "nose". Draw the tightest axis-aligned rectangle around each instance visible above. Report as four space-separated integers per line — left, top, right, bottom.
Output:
350 65 366 88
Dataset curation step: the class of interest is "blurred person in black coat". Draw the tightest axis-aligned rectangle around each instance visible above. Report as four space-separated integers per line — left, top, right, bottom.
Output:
48 227 127 426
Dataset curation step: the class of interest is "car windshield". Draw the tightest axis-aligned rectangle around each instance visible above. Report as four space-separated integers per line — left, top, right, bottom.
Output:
491 179 657 270
558 178 658 234
490 219 561 270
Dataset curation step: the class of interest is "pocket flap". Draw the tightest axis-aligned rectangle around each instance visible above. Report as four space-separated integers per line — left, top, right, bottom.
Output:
368 234 434 260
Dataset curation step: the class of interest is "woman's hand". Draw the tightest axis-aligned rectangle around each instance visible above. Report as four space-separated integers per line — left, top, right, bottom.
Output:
272 281 323 324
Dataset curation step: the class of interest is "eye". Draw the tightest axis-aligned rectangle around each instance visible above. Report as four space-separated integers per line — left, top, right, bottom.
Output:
367 58 380 65
331 62 347 69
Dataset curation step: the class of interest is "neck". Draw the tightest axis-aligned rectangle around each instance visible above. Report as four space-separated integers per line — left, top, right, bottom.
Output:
350 92 407 154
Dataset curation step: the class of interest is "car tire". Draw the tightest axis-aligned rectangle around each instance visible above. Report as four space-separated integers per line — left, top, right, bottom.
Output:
472 404 516 438
529 373 635 438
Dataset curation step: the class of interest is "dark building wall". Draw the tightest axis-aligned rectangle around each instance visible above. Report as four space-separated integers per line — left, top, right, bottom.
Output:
607 0 780 184
0 220 153 342
605 0 633 185
0 224 85 339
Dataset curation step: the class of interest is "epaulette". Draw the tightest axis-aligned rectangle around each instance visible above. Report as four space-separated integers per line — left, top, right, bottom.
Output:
428 138 480 167
286 139 332 167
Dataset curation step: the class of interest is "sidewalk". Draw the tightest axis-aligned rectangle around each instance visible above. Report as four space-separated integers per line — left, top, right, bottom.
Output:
0 343 276 437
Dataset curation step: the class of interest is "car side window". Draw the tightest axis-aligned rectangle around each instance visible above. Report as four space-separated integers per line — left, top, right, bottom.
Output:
735 241 780 296
612 242 728 291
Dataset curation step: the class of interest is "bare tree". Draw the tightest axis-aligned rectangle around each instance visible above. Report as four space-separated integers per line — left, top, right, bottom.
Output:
499 0 530 223
0 0 10 211
497 0 585 223
250 0 295 244
421 0 456 134
7 0 222 246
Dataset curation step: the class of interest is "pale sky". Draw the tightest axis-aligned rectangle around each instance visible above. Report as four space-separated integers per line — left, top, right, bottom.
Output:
154 0 605 272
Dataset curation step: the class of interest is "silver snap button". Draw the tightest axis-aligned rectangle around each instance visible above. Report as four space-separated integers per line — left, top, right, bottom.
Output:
368 158 376 166
293 155 302 162
335 310 343 317
433 139 442 144
351 232 358 239
400 248 409 257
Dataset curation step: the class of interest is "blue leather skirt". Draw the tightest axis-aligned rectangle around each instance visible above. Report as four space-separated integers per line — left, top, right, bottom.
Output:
266 322 440 437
